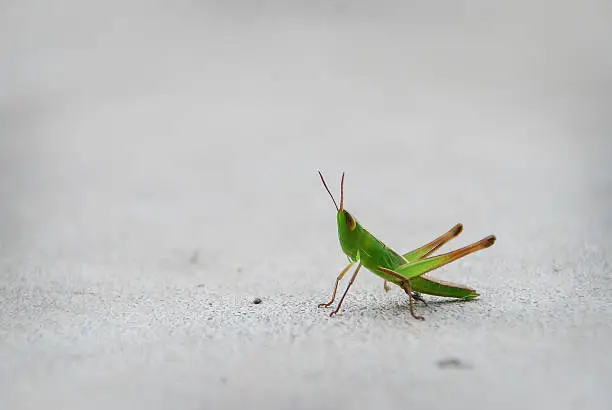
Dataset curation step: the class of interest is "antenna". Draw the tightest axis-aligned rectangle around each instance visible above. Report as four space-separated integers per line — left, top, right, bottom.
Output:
317 171 339 211
339 172 345 211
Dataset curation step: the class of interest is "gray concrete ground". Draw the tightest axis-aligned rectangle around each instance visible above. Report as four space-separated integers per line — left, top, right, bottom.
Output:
1 1 612 409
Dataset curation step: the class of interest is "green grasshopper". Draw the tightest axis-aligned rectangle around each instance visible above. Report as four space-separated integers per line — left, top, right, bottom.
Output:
317 171 496 320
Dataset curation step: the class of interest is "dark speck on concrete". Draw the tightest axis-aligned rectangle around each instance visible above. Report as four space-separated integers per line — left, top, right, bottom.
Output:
253 298 262 304
437 358 472 370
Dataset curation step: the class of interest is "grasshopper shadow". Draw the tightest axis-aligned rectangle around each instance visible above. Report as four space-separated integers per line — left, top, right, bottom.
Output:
348 296 479 321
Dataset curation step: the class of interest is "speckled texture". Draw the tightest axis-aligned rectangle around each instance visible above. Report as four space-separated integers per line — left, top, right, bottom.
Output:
2 2 612 410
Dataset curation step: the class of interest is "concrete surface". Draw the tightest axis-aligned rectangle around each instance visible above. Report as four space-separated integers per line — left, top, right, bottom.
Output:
1 1 611 409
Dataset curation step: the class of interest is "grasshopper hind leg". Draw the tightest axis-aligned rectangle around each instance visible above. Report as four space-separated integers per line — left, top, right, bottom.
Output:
403 223 463 262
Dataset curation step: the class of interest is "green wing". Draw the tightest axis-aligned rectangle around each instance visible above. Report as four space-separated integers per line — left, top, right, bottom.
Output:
410 276 479 300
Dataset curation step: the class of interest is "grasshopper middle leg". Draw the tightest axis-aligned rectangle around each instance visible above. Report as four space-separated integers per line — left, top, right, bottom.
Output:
383 280 392 292
378 267 425 320
410 291 428 306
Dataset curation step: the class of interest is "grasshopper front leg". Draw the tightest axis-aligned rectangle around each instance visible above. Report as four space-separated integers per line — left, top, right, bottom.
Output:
330 263 362 317
318 262 355 308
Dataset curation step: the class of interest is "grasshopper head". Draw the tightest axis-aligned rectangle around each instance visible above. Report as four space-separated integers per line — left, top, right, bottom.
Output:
337 173 360 260
318 171 360 261
337 209 359 261
337 209 356 231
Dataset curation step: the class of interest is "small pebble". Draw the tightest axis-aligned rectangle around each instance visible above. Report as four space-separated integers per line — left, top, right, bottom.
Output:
253 297 262 304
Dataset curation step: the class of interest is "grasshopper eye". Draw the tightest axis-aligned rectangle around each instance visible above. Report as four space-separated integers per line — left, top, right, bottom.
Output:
345 212 357 231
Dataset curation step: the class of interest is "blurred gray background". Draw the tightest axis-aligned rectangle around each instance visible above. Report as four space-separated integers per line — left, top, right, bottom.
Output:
1 1 611 409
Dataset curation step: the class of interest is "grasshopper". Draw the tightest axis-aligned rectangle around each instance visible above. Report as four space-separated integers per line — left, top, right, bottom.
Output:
318 171 496 320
